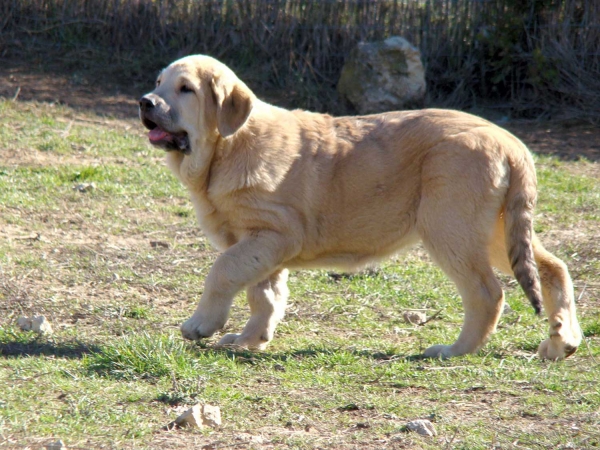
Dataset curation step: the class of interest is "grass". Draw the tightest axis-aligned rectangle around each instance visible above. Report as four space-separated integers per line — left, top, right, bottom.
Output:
0 98 599 449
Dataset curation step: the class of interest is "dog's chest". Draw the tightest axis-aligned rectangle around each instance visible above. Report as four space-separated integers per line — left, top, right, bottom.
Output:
189 189 243 251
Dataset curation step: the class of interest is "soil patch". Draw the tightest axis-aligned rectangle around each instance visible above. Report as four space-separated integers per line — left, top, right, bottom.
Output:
0 61 138 120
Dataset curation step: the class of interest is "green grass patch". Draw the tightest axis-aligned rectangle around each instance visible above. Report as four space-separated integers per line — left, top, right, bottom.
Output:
85 333 208 381
535 155 600 224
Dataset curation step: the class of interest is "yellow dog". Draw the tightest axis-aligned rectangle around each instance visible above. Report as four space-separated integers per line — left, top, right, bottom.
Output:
139 55 581 359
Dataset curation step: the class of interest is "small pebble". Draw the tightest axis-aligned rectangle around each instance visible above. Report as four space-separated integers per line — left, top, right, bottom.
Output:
403 311 427 325
406 419 437 436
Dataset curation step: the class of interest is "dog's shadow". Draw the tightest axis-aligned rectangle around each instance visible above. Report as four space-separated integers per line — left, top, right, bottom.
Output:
195 342 519 366
2 335 511 364
193 343 429 365
0 337 99 359
0 333 423 362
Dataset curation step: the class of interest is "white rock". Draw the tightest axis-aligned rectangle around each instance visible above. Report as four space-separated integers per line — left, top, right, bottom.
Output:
201 403 221 428
403 311 427 325
174 403 221 429
32 315 53 334
17 317 33 331
174 404 203 428
17 315 53 334
73 183 95 192
45 439 67 449
407 419 437 437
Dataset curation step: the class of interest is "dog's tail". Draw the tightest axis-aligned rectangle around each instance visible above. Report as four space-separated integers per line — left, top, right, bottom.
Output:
504 151 543 315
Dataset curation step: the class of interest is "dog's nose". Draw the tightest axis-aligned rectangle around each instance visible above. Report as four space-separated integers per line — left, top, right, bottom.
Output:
139 95 157 111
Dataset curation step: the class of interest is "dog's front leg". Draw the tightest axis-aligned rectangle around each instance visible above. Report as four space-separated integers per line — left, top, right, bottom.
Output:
180 231 296 341
218 269 289 350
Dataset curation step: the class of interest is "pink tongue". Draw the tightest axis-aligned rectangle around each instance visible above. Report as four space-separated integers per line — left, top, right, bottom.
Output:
149 128 170 141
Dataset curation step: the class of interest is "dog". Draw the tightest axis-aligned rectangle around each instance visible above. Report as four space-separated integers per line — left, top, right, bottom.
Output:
139 54 581 359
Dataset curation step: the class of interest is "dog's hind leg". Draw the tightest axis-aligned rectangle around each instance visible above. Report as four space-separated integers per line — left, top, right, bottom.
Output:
533 237 582 359
489 221 582 359
420 237 505 358
417 146 507 358
218 269 289 350
418 207 505 358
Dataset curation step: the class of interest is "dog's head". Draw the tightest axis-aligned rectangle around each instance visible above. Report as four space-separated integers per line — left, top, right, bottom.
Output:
139 55 256 154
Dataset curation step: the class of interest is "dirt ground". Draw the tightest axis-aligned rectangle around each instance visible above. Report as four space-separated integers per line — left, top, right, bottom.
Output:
0 63 139 120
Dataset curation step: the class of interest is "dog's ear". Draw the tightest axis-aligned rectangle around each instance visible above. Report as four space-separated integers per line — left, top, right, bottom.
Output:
210 75 254 138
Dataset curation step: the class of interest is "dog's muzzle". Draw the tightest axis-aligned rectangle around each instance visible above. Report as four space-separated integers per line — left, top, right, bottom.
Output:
139 95 190 154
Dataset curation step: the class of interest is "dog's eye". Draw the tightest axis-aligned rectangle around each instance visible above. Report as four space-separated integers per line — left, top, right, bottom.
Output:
156 80 161 87
180 85 193 94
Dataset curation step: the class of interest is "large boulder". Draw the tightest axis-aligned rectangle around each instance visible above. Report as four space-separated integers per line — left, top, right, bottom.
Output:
337 36 426 114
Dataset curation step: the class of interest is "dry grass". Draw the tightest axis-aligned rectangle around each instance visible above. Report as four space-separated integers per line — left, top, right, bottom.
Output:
3 0 600 118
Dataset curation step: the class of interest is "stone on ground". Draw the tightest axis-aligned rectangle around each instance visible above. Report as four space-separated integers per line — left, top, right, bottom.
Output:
338 36 426 114
403 311 427 325
17 315 53 334
45 439 67 449
407 419 437 436
173 403 221 429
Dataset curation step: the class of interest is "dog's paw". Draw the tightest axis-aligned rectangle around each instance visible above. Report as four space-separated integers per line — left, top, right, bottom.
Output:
538 336 579 360
216 333 240 347
180 313 224 341
216 333 270 351
423 344 456 359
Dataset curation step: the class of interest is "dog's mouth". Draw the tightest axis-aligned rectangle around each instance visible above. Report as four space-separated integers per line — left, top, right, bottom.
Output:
143 118 190 154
